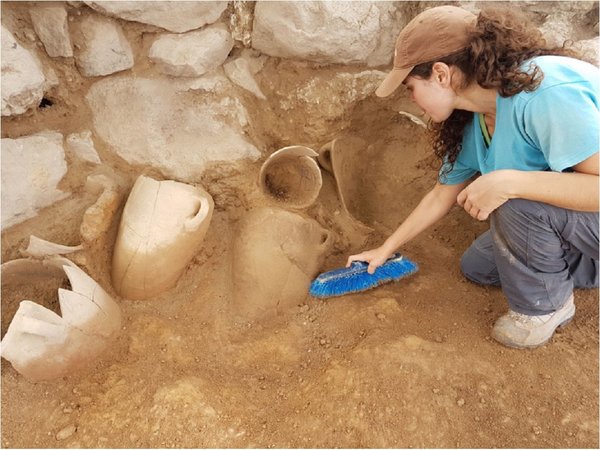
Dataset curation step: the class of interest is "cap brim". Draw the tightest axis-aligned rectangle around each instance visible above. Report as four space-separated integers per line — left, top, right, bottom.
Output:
375 66 413 97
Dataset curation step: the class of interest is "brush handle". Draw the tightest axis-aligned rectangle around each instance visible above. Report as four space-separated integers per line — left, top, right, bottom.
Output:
351 253 401 269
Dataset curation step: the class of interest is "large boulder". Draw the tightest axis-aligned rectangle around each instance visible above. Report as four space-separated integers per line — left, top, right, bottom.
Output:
1 132 69 229
149 24 233 77
85 76 260 182
72 14 133 77
29 5 73 57
252 1 403 66
1 26 46 116
84 1 227 33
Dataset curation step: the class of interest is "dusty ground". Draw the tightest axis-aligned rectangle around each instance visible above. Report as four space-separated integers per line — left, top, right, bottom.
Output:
1 3 599 448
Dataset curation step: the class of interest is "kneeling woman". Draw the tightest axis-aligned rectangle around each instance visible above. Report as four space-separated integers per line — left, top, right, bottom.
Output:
348 5 599 349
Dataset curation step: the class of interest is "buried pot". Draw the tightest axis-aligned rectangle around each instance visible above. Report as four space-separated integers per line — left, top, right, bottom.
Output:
1 257 122 382
259 145 322 209
232 207 332 320
318 135 369 225
112 175 214 300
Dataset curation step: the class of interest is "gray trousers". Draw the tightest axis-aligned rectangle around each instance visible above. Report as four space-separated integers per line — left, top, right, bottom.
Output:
460 199 599 315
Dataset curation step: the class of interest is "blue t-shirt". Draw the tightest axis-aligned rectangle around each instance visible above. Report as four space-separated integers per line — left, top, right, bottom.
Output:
440 55 600 185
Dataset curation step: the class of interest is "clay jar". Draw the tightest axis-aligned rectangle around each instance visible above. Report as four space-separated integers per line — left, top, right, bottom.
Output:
112 175 214 300
259 146 322 209
232 207 331 320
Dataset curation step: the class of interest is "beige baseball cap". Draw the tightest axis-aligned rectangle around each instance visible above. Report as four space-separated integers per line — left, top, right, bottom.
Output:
375 6 477 97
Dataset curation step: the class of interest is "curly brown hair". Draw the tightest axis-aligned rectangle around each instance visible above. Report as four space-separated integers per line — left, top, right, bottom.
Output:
407 6 582 177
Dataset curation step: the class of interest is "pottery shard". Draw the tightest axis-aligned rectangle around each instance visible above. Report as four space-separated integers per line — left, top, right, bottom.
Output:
0 259 122 382
252 1 402 66
149 24 234 77
29 5 73 57
73 15 133 77
1 132 68 230
85 1 227 33
1 26 46 116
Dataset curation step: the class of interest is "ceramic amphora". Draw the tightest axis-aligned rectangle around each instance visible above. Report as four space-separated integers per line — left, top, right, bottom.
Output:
232 207 332 320
112 175 214 300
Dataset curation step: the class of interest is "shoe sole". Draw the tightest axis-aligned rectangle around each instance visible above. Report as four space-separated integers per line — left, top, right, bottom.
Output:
491 313 575 350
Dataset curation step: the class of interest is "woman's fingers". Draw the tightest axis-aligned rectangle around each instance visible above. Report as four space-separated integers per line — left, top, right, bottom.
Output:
346 254 364 267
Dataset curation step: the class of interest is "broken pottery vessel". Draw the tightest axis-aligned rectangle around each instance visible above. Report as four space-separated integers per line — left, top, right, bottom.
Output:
232 207 332 320
112 175 214 300
259 146 322 209
318 136 374 232
1 257 122 382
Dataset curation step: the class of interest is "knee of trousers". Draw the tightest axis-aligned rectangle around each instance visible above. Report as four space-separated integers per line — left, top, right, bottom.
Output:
460 246 496 285
492 198 550 238
495 198 544 220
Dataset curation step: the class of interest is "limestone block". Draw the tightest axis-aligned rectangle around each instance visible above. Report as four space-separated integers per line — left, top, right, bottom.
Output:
224 56 266 99
29 5 73 57
1 26 46 116
232 207 332 320
179 70 231 94
66 130 101 164
0 258 122 382
149 24 234 77
85 76 260 181
85 1 227 33
73 15 133 77
1 132 68 230
252 1 402 66
112 175 214 300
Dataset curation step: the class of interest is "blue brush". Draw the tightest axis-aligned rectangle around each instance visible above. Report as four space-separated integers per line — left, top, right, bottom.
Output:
309 253 418 298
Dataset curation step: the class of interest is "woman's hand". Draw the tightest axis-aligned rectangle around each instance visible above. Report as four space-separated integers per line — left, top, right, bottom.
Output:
457 170 515 220
346 246 394 275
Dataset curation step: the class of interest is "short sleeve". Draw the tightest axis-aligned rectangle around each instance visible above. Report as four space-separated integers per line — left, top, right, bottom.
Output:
438 117 479 185
438 155 477 185
523 81 600 172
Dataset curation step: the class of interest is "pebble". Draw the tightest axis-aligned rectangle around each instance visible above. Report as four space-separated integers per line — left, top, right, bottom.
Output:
319 339 327 345
56 424 76 441
376 313 386 320
456 398 465 407
300 305 309 313
432 388 440 394
63 407 73 414
533 426 542 435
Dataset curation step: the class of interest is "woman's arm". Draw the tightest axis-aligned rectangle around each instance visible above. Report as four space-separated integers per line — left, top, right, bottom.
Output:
458 152 599 220
347 181 467 274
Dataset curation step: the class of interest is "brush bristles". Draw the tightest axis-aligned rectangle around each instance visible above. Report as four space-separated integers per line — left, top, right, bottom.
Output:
309 255 418 298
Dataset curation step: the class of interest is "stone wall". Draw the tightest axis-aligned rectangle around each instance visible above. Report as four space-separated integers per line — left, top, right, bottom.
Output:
1 1 598 230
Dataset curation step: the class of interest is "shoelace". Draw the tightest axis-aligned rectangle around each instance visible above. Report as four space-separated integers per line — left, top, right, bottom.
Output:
508 311 551 325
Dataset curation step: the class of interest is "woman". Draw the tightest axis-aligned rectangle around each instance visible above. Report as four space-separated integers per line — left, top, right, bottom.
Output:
347 5 599 349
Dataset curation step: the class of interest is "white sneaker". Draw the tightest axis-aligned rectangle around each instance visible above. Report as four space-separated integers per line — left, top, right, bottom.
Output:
491 294 575 349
